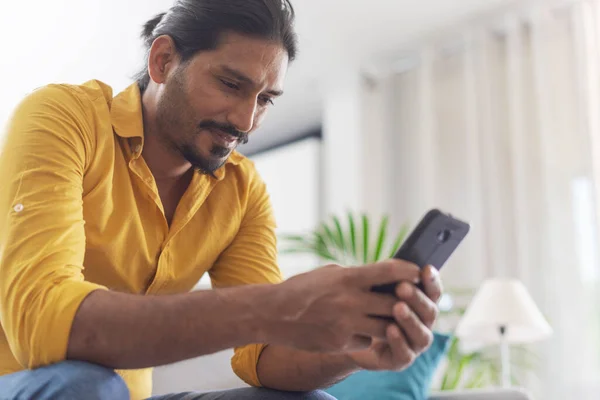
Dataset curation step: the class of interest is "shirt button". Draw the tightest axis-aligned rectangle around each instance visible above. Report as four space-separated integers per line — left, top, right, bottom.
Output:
133 144 142 154
13 204 24 213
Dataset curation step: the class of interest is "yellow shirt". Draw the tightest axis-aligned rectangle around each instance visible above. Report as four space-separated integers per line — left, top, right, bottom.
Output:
0 80 282 400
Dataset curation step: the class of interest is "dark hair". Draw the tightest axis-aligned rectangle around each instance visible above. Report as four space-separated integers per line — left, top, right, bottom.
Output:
135 0 297 92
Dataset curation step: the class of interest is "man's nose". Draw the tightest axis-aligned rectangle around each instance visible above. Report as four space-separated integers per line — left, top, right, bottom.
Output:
227 99 257 134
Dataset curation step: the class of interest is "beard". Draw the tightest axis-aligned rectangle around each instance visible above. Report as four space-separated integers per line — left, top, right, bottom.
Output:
154 67 249 176
179 141 229 176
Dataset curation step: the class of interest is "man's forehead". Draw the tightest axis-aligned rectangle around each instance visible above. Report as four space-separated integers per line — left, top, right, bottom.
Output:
218 64 285 96
208 35 288 91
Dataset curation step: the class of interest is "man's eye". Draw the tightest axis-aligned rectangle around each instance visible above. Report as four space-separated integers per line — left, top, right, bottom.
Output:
220 79 239 90
259 97 275 106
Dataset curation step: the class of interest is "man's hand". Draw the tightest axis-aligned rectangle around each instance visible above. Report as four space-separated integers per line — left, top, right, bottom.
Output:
347 265 442 371
259 259 422 353
253 264 443 391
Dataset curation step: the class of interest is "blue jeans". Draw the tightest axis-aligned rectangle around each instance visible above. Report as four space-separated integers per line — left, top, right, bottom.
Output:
0 361 337 400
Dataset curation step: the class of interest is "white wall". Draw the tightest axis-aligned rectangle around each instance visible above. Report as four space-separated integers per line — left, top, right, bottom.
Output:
252 137 322 278
321 67 365 216
0 0 156 131
320 63 402 219
320 64 407 245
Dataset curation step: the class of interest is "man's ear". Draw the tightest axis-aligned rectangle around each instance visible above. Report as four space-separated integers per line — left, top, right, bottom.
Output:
147 35 179 85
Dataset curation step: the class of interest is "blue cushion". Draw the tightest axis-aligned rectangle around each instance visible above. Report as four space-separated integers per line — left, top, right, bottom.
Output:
324 332 451 400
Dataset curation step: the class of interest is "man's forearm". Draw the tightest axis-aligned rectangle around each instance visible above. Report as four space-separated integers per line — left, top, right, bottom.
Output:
67 285 273 369
257 344 360 391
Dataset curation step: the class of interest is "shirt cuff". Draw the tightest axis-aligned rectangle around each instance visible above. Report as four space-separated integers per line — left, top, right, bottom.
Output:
24 280 107 368
231 343 269 387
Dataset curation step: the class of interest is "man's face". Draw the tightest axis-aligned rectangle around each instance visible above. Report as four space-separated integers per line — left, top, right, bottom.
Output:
154 32 288 174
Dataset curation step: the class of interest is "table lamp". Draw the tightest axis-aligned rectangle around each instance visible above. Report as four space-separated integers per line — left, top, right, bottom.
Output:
455 278 553 388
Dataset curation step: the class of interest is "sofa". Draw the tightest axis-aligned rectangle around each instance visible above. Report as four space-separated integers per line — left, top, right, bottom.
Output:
430 388 533 399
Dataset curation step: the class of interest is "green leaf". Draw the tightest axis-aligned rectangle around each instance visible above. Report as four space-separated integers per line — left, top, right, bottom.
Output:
440 337 460 390
332 216 348 262
465 366 488 389
279 245 314 253
448 351 481 390
321 223 341 256
278 234 313 246
280 241 315 252
487 360 501 386
372 215 389 262
313 231 337 261
387 223 409 258
348 212 357 260
279 234 311 242
277 214 415 268
449 357 468 389
440 306 468 316
362 214 369 263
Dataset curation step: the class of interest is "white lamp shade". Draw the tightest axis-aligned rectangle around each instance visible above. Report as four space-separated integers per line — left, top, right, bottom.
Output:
455 278 553 346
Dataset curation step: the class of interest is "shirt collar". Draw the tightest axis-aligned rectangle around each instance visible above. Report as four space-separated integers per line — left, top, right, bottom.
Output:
110 82 245 169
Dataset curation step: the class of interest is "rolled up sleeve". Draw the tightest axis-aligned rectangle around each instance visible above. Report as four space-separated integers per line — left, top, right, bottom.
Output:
209 163 282 387
0 85 107 369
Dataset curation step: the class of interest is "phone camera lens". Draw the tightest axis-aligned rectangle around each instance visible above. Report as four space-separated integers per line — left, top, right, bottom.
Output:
437 229 451 243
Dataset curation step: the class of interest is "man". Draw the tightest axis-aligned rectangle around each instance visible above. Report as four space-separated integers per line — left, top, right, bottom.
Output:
0 1 442 399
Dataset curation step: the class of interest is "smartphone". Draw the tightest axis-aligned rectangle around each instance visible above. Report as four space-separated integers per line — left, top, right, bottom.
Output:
370 209 470 295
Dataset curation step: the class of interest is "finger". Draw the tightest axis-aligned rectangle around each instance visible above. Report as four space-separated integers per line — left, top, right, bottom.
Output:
358 292 398 317
347 259 420 288
420 265 442 303
395 281 439 328
353 316 391 340
386 324 416 370
393 302 434 354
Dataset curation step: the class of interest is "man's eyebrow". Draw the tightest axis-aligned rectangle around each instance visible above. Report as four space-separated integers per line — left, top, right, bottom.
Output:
221 65 284 97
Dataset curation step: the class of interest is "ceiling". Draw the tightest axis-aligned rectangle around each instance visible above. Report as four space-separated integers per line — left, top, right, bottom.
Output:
1 0 515 153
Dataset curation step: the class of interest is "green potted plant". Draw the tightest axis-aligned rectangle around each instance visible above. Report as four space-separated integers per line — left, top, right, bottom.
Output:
279 212 538 391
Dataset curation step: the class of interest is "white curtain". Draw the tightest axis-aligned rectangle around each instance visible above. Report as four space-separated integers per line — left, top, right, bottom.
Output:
366 0 600 398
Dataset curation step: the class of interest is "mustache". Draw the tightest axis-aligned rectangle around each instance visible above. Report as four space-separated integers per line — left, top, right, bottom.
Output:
198 120 249 145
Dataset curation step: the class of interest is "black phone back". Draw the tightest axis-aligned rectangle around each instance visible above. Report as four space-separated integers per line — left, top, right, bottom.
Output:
371 209 470 295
